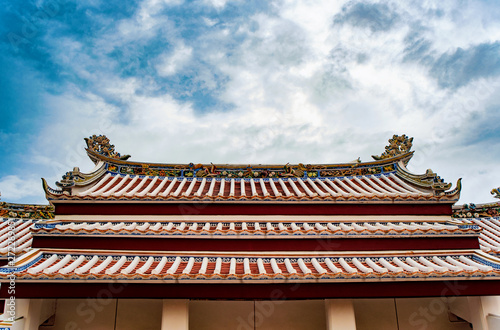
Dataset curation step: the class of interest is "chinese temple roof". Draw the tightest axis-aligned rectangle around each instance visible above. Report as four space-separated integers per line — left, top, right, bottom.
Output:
2 135 499 299
42 134 461 203
4 214 500 281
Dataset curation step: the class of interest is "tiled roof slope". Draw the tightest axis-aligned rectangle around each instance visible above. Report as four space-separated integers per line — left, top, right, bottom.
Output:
33 220 477 238
0 202 54 257
0 219 34 256
453 201 500 254
2 212 500 283
3 250 499 282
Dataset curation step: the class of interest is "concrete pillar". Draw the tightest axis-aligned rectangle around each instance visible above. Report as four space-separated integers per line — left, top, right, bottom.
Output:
325 299 356 330
468 297 488 330
469 296 500 330
449 296 500 330
161 299 189 330
6 298 56 330
23 299 43 330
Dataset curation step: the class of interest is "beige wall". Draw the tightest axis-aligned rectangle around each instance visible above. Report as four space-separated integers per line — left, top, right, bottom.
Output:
189 301 254 330
115 299 162 330
255 300 326 330
354 299 398 330
43 299 162 330
189 300 326 330
354 298 471 330
46 298 117 330
20 297 494 330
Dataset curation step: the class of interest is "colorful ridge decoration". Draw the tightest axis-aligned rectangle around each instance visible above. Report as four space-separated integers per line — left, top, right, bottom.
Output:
43 135 461 202
0 202 53 220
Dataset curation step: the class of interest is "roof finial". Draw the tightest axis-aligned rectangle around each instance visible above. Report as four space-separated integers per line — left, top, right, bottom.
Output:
84 134 131 160
372 134 413 160
492 187 500 199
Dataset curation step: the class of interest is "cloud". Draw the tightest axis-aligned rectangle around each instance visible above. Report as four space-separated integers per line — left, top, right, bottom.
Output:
402 28 433 64
334 2 400 32
156 43 193 76
1 0 500 205
0 175 46 204
202 0 235 10
430 42 500 89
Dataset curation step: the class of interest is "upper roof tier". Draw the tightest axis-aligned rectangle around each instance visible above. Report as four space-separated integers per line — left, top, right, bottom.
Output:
43 134 461 203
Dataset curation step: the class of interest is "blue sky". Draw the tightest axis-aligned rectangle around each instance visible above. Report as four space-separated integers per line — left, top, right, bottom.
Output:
1 0 500 204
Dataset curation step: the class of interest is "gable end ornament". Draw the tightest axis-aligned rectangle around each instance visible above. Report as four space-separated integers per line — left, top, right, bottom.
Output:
372 134 413 161
85 135 131 161
492 187 500 199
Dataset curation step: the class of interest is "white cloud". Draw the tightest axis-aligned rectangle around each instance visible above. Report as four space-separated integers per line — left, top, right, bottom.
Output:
0 175 46 204
202 0 236 9
156 43 193 76
203 17 219 27
3 0 500 205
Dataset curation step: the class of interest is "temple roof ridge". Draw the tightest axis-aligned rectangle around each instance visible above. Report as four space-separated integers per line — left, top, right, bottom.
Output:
84 134 415 170
41 134 461 202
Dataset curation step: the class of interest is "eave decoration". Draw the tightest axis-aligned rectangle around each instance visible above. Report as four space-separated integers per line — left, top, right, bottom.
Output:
453 201 500 218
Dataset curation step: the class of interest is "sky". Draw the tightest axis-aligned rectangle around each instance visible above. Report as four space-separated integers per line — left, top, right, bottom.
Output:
1 0 500 205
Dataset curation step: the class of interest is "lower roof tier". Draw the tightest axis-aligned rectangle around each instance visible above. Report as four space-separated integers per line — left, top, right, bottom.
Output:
2 249 499 283
34 220 477 238
0 219 34 256
3 217 500 257
30 220 481 252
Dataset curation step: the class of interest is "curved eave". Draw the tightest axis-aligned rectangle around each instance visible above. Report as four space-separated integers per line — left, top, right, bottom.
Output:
45 149 462 203
42 178 65 200
45 172 459 204
44 161 108 199
2 249 499 285
395 161 460 199
444 178 462 200
73 161 107 185
86 148 414 170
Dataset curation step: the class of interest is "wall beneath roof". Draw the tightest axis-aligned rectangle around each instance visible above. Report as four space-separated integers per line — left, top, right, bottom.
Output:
255 300 326 330
115 299 162 330
354 298 472 330
42 299 162 330
43 298 117 329
189 300 326 330
30 297 476 329
189 300 254 330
